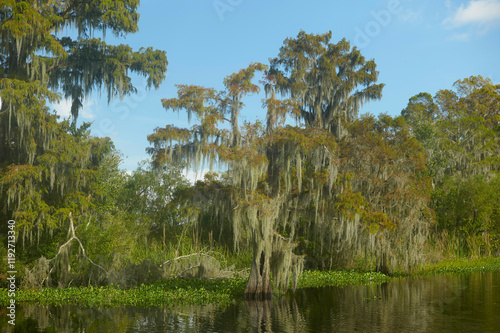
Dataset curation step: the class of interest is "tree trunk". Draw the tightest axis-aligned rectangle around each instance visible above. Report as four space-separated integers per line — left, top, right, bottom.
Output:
377 252 392 276
244 249 273 300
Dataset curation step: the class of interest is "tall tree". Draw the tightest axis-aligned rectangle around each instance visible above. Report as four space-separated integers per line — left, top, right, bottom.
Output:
267 31 430 273
0 1 168 247
147 63 302 299
268 30 384 138
148 32 395 299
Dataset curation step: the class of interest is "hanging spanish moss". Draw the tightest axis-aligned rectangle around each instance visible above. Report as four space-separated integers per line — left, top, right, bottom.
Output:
0 85 108 246
147 32 436 298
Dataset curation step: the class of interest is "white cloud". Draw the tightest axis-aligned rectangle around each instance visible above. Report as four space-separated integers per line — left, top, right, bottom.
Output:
53 98 96 120
443 0 500 28
53 98 72 118
184 168 211 184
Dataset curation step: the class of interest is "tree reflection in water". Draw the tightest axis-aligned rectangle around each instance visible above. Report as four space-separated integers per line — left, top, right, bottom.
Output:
2 272 499 333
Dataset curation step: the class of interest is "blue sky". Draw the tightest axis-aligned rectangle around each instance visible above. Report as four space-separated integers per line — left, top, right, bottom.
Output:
53 0 500 173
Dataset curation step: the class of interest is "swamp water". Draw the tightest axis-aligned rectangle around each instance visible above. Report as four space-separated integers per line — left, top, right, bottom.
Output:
2 272 499 332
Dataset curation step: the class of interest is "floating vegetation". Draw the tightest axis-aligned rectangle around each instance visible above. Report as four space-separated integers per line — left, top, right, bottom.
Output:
0 271 389 307
0 277 248 308
296 270 390 289
3 257 499 307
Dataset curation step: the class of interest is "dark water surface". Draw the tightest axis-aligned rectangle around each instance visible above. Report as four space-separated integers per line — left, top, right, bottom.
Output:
2 272 500 332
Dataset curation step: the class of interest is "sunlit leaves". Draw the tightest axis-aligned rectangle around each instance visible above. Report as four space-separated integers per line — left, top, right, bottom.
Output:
54 0 140 37
161 85 220 124
0 123 116 245
269 30 384 137
223 62 268 96
269 126 337 156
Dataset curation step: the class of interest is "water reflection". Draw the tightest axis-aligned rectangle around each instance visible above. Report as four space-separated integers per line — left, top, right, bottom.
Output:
2 272 499 332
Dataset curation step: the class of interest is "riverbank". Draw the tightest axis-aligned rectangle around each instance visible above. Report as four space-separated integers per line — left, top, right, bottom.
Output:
1 257 499 307
394 256 500 277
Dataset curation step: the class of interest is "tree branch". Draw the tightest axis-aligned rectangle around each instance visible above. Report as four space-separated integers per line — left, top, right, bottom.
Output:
49 212 108 274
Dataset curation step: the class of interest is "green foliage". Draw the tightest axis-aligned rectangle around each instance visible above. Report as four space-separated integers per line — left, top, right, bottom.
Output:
0 0 167 117
0 268 393 307
2 258 498 307
402 76 499 181
0 276 249 307
394 257 500 277
402 76 500 258
0 0 168 289
0 0 168 242
432 175 500 256
305 113 432 273
297 270 390 289
117 161 190 247
434 175 496 231
147 31 409 300
0 119 117 248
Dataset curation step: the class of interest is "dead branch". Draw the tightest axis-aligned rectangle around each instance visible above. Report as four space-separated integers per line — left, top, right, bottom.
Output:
160 252 220 268
175 265 199 278
29 212 107 287
63 212 108 274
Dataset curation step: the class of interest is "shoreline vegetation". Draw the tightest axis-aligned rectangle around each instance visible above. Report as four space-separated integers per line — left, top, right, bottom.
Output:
1 1 499 302
2 257 499 308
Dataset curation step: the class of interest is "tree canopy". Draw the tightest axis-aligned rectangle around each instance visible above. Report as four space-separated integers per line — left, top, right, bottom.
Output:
1 2 497 296
0 0 168 247
148 31 431 299
402 76 500 255
269 31 384 138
